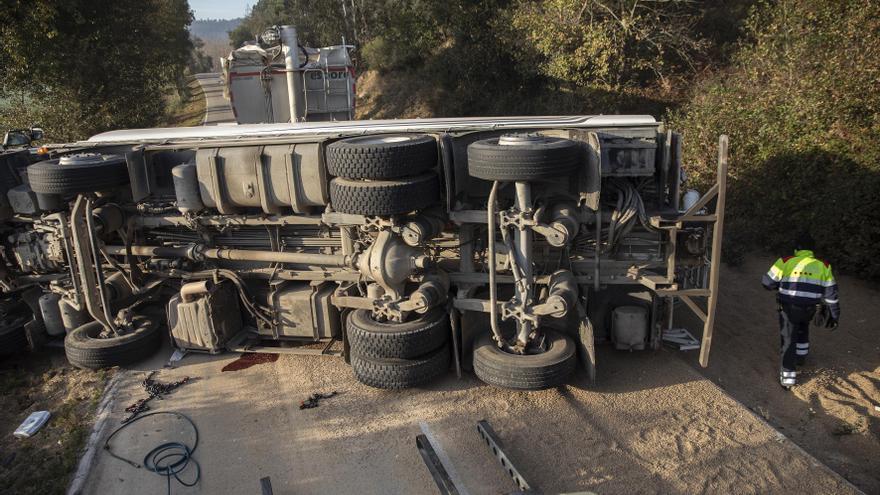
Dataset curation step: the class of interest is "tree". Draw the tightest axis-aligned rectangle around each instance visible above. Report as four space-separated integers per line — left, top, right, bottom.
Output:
0 0 194 141
189 37 215 74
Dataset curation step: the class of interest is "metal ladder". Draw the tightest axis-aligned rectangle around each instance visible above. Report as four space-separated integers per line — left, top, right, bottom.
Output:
301 55 353 121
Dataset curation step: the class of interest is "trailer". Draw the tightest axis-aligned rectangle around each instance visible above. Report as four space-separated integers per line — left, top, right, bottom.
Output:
0 116 727 390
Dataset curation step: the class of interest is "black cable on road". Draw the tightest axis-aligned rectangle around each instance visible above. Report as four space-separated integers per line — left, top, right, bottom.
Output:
104 411 200 495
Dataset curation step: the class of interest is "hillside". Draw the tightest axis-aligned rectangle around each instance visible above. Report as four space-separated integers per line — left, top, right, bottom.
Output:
189 18 241 72
190 18 241 41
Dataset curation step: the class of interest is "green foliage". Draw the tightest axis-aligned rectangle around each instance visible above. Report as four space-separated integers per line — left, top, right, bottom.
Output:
508 0 707 89
360 36 421 72
0 0 194 141
671 0 880 277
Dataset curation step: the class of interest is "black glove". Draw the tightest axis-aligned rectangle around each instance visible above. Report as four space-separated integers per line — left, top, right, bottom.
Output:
825 317 838 330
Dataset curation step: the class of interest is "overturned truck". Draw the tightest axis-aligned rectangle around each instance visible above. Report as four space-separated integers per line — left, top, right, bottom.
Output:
0 116 727 390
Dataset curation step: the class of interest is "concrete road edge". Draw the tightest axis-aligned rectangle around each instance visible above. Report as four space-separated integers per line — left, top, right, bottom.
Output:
66 371 126 495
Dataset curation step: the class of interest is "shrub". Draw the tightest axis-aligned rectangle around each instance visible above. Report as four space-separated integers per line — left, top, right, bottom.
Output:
508 0 707 89
672 0 880 277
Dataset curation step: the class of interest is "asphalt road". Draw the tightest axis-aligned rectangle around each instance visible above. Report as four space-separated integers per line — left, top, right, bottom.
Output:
194 73 235 125
78 340 858 495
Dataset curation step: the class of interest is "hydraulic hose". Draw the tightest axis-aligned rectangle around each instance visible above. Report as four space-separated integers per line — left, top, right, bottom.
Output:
104 411 200 495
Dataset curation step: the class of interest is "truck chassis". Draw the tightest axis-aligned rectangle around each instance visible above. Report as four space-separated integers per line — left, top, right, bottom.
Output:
0 116 727 390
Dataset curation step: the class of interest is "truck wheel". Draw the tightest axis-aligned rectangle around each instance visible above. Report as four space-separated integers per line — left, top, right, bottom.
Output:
0 317 29 357
329 172 440 216
347 308 448 359
28 154 129 195
472 330 576 390
327 134 437 179
351 343 449 389
64 316 161 370
467 135 582 181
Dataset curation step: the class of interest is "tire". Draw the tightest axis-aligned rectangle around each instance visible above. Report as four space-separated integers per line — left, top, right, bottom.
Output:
64 316 161 369
473 330 576 390
351 344 450 389
329 173 440 215
28 154 129 195
347 308 448 359
327 134 437 179
0 317 29 357
467 136 582 181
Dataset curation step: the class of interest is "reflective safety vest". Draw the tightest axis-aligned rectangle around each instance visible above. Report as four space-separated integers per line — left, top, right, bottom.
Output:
762 250 840 319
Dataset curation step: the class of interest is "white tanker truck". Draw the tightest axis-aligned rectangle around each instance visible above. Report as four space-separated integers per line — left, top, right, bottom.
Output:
221 25 355 124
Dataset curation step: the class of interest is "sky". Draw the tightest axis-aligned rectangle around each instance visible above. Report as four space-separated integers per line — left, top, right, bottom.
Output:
189 0 250 20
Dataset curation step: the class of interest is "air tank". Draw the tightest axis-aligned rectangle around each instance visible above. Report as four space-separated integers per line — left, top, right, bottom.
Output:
172 162 204 214
38 293 65 337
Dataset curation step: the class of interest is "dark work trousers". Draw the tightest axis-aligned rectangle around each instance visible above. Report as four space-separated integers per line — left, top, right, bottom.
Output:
779 303 816 373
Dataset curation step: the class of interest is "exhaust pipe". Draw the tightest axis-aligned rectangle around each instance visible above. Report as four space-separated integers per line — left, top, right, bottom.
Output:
280 25 301 123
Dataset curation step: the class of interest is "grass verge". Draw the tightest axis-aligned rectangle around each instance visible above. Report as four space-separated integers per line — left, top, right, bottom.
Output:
162 75 207 127
0 349 109 495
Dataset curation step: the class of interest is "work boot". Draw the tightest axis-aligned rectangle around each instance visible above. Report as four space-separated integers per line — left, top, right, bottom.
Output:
780 370 796 389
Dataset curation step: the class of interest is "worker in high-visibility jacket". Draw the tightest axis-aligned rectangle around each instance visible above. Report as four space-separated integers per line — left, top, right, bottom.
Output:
762 232 840 389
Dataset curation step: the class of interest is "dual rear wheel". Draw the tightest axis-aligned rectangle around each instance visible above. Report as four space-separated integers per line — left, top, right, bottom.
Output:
327 134 441 216
331 134 451 389
347 308 450 389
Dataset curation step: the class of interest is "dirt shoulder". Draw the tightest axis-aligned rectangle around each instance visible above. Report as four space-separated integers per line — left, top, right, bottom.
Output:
80 340 857 494
0 349 109 495
680 257 879 493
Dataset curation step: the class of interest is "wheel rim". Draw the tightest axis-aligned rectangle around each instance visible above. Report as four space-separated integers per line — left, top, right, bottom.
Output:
498 133 549 146
346 135 417 145
79 318 150 340
497 334 554 356
80 322 109 340
59 153 124 167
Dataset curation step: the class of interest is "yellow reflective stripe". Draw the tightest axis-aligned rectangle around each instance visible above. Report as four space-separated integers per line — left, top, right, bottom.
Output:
767 264 784 281
791 257 815 275
782 256 833 279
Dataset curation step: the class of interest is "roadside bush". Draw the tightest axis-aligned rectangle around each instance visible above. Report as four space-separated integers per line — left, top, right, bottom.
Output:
508 0 707 89
672 0 880 277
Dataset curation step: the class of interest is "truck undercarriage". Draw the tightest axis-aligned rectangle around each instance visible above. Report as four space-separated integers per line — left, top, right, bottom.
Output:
0 116 727 390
